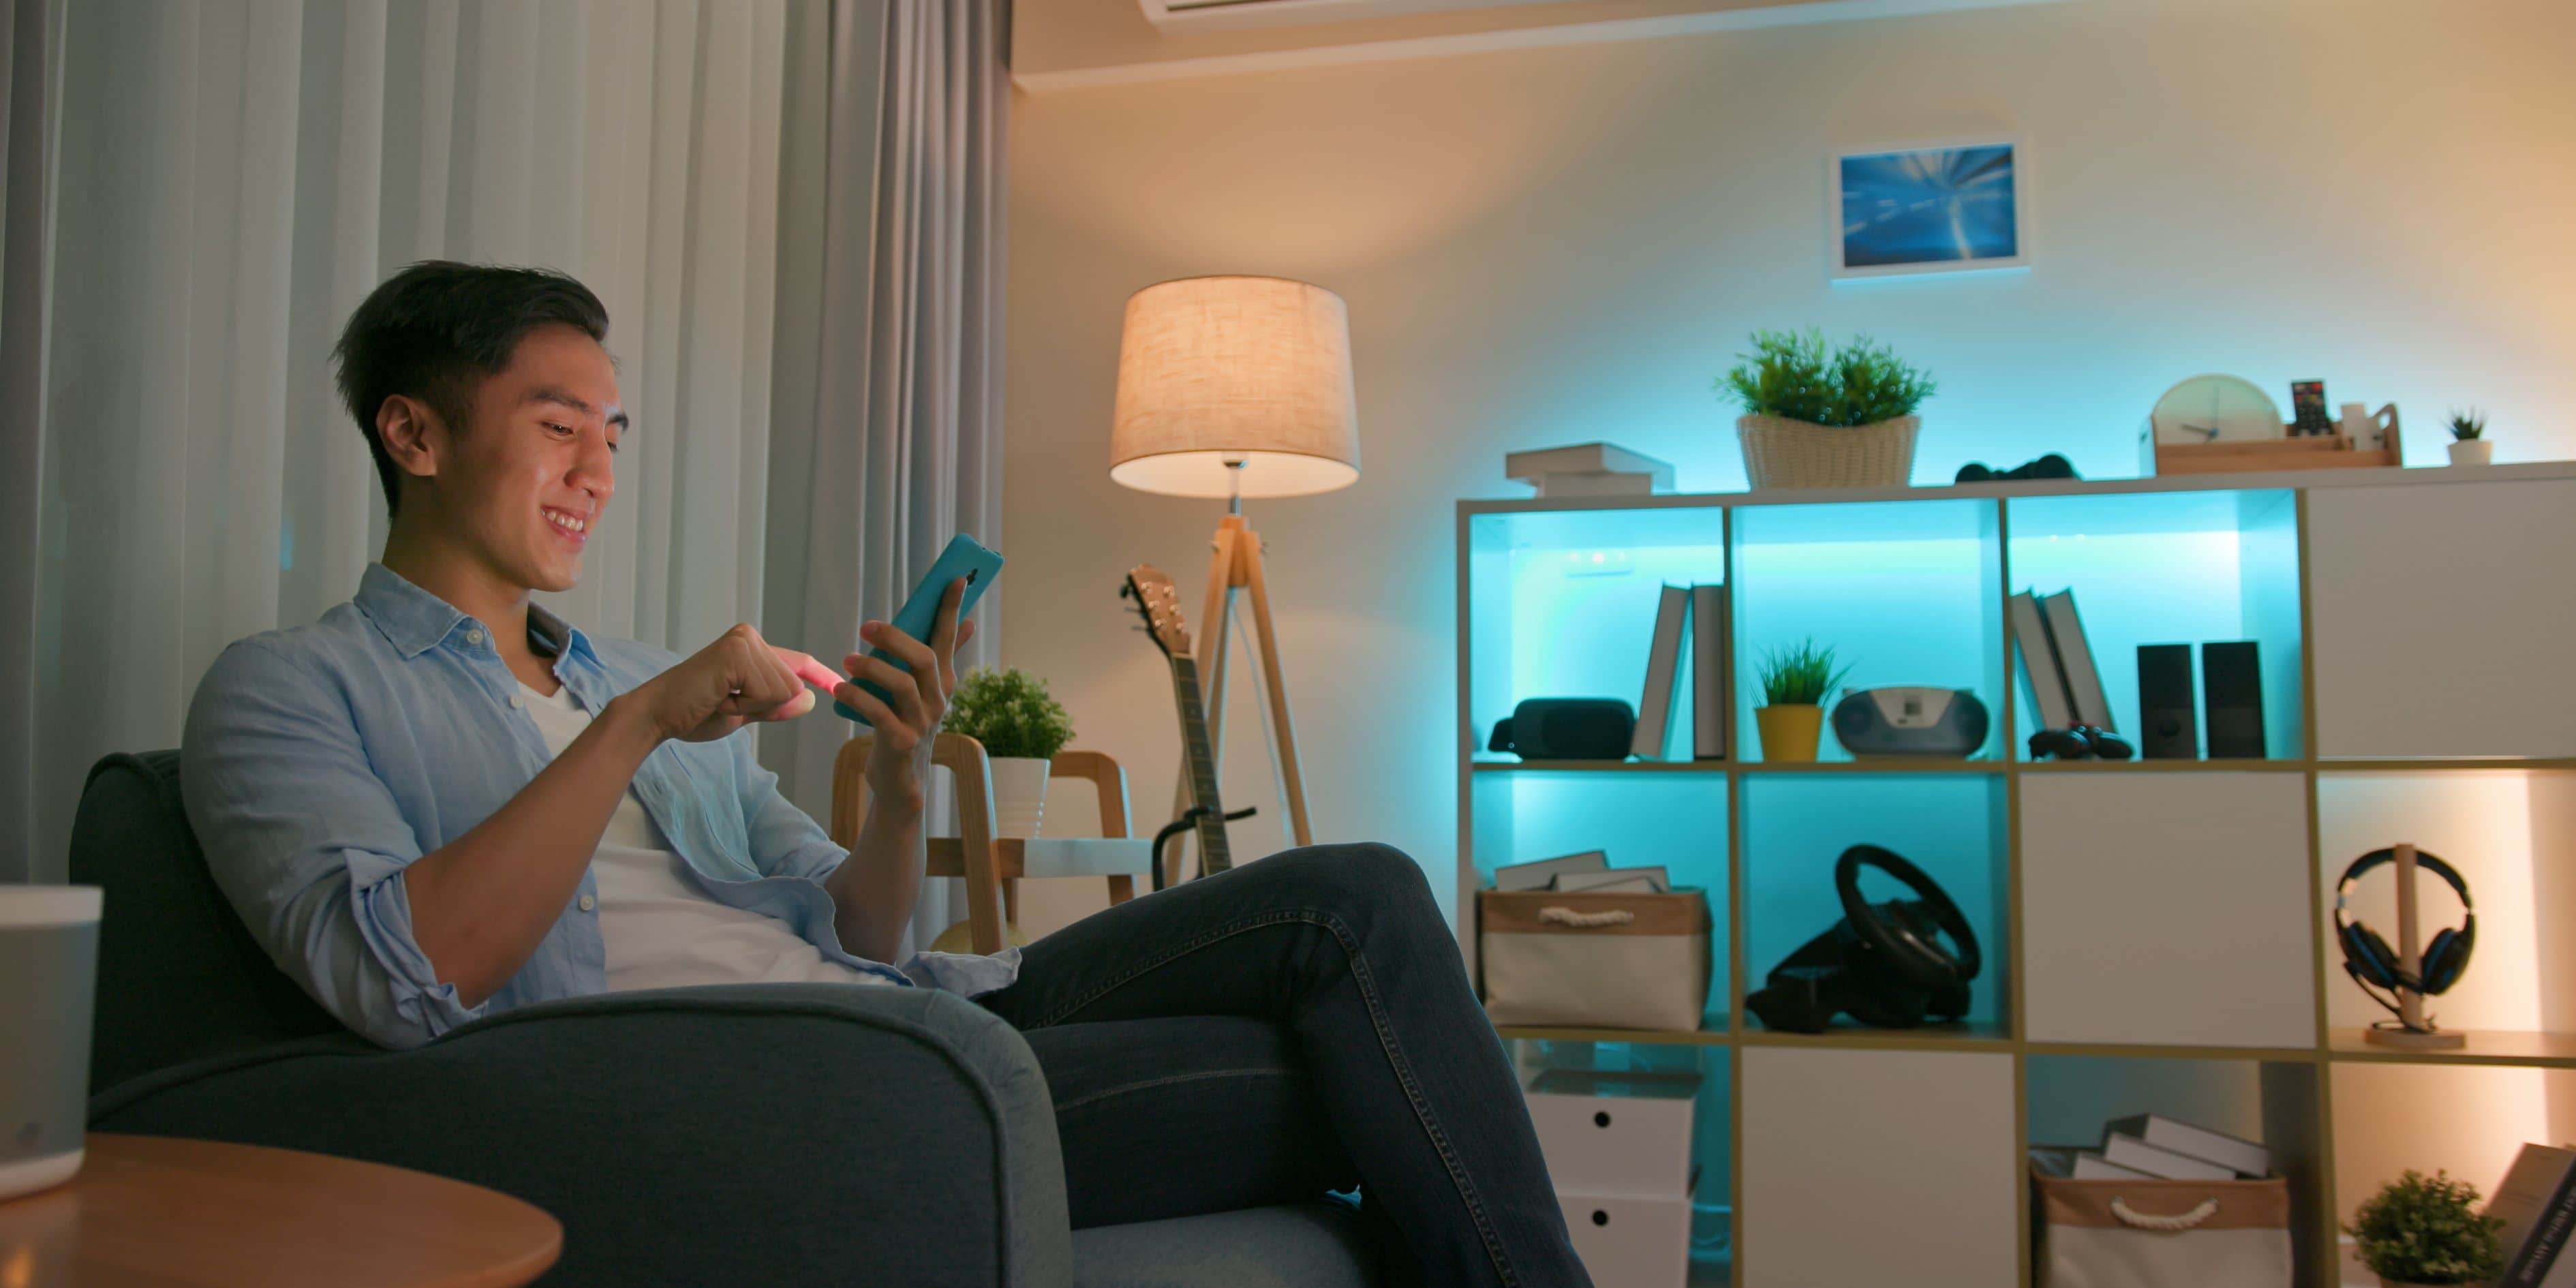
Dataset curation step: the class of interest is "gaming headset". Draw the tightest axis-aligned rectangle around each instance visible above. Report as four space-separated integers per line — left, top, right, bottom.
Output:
2333 847 2477 1018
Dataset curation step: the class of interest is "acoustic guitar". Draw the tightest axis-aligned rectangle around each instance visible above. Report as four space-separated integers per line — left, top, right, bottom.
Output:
1120 564 1252 886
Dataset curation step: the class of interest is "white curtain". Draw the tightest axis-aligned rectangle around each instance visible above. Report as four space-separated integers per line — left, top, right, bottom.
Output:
763 0 1009 953
25 0 795 881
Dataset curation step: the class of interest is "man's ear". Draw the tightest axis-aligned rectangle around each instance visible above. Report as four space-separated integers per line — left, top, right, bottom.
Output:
376 395 445 485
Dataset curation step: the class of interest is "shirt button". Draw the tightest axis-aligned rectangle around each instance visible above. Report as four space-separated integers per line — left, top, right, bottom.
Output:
579 894 596 913
509 693 526 709
465 629 484 646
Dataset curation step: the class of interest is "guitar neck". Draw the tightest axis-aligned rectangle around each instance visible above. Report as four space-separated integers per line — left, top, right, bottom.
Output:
1166 656 1232 874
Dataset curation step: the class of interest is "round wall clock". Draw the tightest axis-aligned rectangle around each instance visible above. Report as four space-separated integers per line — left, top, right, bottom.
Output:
2151 375 2285 445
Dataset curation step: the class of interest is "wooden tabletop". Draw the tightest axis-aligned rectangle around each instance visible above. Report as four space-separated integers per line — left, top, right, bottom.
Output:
0 1134 560 1287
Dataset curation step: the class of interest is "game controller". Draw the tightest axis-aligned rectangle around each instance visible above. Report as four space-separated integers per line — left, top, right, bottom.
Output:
2027 725 2134 761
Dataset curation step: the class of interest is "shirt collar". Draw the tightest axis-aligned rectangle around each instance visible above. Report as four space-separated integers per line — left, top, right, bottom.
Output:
355 562 598 666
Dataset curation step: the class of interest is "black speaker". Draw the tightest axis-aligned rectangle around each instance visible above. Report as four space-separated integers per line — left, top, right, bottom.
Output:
1486 698 1636 761
2201 641 2267 759
2136 644 2198 760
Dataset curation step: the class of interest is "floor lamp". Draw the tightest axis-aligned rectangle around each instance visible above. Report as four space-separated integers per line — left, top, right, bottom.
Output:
1109 275 1361 875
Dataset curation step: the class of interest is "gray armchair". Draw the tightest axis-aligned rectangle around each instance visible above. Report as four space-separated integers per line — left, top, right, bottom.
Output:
74 751 1375 1287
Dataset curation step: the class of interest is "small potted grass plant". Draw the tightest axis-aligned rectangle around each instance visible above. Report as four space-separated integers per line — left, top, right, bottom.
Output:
1721 329 1937 489
1754 639 1850 763
2344 1169 2505 1288
944 667 1075 839
2444 409 2491 466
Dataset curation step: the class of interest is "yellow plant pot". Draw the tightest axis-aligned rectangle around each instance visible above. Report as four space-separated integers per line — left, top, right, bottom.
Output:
1755 704 1825 763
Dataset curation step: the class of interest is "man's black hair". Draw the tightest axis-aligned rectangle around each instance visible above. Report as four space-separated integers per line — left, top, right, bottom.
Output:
333 261 611 517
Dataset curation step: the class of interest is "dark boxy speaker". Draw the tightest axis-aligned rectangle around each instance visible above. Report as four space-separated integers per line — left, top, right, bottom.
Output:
2136 644 2199 760
1486 698 1636 761
2202 641 2267 759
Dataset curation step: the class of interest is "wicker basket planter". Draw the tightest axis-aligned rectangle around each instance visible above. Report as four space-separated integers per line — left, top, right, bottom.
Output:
1736 413 1920 489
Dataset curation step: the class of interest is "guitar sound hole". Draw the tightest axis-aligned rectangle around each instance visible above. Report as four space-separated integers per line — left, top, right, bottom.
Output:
1594 1111 1611 1128
1591 1210 1609 1227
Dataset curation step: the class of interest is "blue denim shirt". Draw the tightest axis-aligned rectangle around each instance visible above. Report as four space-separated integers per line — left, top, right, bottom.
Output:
181 562 1019 1049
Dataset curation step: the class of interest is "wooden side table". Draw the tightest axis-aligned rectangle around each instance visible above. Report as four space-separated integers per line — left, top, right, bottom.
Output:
0 1133 560 1287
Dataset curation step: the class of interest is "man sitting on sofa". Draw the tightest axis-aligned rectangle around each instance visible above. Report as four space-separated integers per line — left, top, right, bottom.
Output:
181 260 1589 1288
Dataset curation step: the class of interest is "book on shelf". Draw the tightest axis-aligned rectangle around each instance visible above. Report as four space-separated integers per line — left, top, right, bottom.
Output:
1531 470 1657 497
1552 865 1670 893
2009 592 2076 731
2100 1132 2237 1181
2490 1144 2576 1288
2072 1152 2158 1182
1493 850 1608 891
2040 589 2117 731
2104 1113 2268 1178
1632 585 1689 760
1504 442 1675 489
1690 584 1728 760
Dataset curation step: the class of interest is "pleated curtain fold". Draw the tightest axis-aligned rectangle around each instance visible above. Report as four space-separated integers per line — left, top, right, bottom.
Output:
7 0 1007 968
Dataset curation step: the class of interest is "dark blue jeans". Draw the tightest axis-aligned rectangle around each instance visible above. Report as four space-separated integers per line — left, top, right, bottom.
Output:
977 843 1591 1288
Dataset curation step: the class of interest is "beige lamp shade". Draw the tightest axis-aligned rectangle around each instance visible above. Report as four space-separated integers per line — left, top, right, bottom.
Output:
1109 275 1360 498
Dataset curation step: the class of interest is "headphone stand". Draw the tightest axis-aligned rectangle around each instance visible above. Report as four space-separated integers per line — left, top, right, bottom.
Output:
2362 842 2468 1050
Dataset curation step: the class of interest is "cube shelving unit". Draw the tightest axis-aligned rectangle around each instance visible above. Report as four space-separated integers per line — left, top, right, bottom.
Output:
1454 462 2576 1288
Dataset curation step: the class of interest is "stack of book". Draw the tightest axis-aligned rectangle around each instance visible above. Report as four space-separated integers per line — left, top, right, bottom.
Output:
1634 582 1727 761
1504 442 1676 498
2034 1112 2271 1181
1492 850 1670 895
2491 1144 2576 1288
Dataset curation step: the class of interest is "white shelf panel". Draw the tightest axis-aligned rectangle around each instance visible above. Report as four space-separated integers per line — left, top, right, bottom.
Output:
1740 1047 2017 1287
2308 477 2576 759
2021 773 2317 1049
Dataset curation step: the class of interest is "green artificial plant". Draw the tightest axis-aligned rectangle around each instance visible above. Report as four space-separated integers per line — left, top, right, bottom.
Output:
2343 1169 2505 1286
1720 328 1937 427
1757 639 1851 708
945 667 1077 761
2445 408 2487 442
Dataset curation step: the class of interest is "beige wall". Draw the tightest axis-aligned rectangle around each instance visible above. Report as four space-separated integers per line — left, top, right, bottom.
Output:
1000 0 2576 932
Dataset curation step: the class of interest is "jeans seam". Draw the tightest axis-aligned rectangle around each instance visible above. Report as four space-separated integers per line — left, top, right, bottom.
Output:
1033 907 1521 1287
1053 1067 1307 1115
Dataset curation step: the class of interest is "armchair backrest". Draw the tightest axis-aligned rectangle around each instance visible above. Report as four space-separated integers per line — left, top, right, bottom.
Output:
67 751 341 1093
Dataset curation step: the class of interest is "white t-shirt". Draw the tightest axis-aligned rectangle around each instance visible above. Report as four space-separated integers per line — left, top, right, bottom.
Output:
515 679 881 992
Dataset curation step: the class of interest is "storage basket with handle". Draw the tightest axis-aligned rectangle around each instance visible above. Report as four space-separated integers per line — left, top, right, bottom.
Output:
1479 887 1711 1031
2031 1156 2294 1288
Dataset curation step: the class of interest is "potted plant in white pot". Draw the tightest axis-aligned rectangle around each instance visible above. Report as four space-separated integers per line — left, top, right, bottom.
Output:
944 667 1075 839
1721 329 1936 489
2444 409 2491 466
1753 638 1849 763
2344 1169 2504 1288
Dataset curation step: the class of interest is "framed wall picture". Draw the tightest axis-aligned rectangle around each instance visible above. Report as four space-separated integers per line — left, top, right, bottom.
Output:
1829 139 2029 279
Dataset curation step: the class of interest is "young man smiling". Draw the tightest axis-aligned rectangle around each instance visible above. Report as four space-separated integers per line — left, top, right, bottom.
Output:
183 261 1589 1287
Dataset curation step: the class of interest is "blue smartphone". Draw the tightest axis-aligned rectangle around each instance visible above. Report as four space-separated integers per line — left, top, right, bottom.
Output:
835 534 1004 724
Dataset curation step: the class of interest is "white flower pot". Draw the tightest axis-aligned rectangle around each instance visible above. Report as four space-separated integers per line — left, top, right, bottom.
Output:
2447 439 2493 466
986 756 1050 840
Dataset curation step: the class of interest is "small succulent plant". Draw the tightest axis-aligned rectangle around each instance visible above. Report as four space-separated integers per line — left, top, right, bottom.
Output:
1757 639 1851 707
944 667 1076 761
2445 408 2486 442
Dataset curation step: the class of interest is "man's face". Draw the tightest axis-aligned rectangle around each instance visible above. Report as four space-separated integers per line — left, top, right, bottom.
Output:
433 323 625 594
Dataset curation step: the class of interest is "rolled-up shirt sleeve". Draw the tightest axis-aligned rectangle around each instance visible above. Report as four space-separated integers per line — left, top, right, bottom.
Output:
733 727 848 883
181 639 484 1049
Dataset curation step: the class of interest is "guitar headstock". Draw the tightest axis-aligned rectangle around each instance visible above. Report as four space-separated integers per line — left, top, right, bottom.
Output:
1120 565 1192 660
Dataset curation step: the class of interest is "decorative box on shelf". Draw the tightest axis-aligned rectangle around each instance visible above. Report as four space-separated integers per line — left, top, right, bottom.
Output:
2143 429 2401 476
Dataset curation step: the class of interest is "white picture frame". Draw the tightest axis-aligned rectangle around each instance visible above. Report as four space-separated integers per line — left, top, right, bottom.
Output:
1828 137 2031 280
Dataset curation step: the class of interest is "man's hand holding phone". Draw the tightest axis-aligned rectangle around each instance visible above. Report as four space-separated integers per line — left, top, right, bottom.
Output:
836 577 975 814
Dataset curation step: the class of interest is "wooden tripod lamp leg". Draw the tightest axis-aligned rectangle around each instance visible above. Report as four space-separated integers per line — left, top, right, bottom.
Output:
1236 521 1314 848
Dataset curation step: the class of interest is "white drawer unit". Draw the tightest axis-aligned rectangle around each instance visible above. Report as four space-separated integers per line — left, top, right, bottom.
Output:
1559 1186 1693 1288
1523 1067 1700 1195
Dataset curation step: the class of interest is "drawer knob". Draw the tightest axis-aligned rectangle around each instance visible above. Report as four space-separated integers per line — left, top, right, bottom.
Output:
1591 1210 1610 1227
1594 1111 1612 1128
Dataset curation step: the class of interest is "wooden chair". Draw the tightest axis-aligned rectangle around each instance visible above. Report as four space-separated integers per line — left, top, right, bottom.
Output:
831 733 1151 955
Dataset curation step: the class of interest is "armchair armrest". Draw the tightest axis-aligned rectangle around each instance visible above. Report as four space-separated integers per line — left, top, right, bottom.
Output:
90 985 1071 1288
